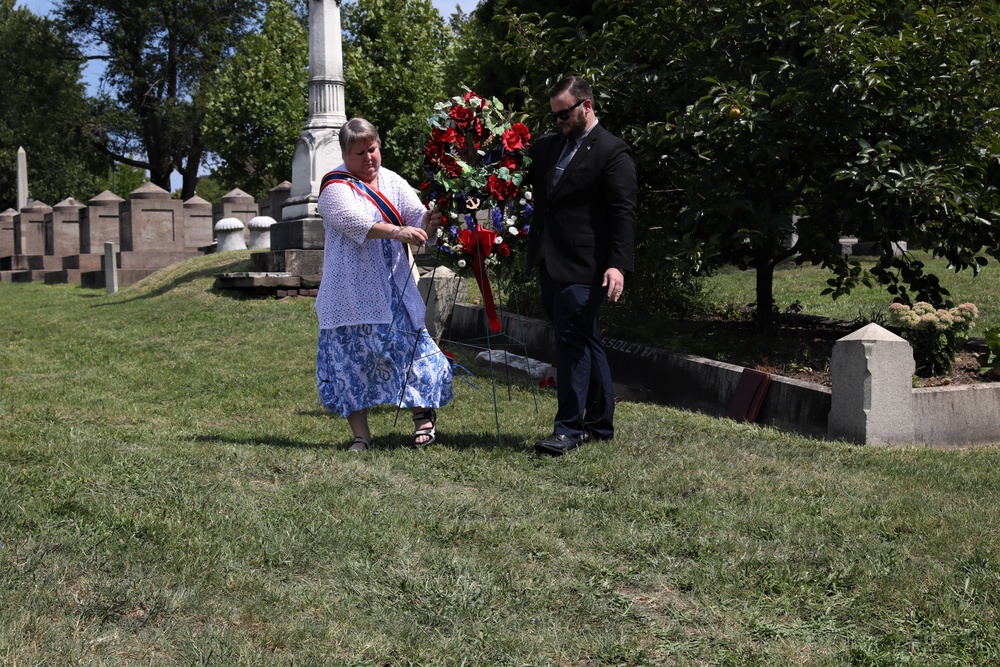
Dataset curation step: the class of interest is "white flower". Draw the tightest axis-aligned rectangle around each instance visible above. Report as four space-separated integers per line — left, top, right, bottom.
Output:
524 191 533 201
457 259 467 268
508 226 518 236
449 211 459 220
495 236 503 244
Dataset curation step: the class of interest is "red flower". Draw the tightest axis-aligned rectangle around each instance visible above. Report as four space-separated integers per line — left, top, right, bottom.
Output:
437 196 451 209
423 140 445 161
432 126 460 145
497 243 511 257
448 104 474 129
497 154 518 171
485 174 519 201
440 155 463 177
473 117 487 140
458 228 497 257
501 123 531 151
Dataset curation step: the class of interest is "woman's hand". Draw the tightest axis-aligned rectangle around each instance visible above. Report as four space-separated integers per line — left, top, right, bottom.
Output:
422 208 443 245
394 224 428 246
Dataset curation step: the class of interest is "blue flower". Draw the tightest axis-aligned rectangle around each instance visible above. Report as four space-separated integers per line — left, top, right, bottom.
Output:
491 207 503 231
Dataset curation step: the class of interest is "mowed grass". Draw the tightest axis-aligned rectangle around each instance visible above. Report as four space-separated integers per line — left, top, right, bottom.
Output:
2 251 1000 665
703 252 1000 330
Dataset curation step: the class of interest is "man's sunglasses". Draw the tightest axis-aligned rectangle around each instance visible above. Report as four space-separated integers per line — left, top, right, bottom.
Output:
550 99 585 122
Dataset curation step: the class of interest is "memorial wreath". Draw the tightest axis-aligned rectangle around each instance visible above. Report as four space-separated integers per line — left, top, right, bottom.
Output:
419 91 534 331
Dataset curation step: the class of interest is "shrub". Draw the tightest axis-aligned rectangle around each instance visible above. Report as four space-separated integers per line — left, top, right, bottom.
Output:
887 302 979 377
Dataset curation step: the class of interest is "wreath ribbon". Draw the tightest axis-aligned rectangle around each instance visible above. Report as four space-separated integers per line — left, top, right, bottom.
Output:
458 226 501 332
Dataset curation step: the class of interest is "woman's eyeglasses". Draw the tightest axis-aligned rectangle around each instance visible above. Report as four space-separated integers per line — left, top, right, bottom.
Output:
550 99 585 122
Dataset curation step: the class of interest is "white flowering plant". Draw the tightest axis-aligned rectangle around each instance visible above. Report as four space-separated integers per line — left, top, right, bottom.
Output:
887 301 979 377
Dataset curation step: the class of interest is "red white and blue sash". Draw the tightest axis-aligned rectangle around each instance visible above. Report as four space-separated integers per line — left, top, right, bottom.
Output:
321 169 420 286
321 170 404 228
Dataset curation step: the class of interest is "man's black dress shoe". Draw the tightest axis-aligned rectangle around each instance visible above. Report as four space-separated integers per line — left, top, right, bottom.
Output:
534 432 587 456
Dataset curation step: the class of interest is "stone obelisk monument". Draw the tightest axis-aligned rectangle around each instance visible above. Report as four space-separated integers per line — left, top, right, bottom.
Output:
17 147 28 211
270 0 347 254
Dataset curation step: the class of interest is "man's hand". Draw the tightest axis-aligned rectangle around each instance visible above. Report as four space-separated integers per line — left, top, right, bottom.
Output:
603 267 625 302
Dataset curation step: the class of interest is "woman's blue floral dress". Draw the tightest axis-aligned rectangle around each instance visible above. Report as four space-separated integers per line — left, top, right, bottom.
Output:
315 165 453 418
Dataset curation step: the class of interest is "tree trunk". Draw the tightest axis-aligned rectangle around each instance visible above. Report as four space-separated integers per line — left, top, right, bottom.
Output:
180 169 199 202
179 139 204 201
145 140 174 193
754 259 776 331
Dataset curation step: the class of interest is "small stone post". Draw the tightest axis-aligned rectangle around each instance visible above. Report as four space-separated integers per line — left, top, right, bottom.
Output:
17 147 28 212
247 216 275 250
214 218 247 251
418 265 464 342
828 323 915 445
104 242 118 294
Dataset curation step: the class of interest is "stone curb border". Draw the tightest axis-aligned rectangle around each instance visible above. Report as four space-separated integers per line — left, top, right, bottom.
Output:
447 303 1000 448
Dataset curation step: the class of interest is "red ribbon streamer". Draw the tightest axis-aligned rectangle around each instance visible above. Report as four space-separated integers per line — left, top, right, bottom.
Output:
459 227 501 332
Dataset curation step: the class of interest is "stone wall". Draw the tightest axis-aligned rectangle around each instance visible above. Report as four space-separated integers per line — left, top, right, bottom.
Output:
448 304 1000 448
1 182 289 287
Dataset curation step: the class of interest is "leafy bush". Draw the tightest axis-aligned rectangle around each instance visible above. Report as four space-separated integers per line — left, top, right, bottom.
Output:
976 326 1000 378
887 302 979 377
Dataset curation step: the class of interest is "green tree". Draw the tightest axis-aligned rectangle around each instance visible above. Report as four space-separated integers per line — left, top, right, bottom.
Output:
58 0 264 201
438 5 476 95
465 0 615 105
504 0 1000 327
0 0 105 210
343 0 453 180
94 160 148 198
202 0 308 200
181 173 227 204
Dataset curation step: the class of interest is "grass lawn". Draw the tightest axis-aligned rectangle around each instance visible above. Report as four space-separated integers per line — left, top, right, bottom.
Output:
702 252 1000 331
2 251 1000 665
600 253 1000 369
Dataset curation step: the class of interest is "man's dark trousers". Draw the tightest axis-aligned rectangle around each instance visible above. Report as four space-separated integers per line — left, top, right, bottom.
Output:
540 263 615 440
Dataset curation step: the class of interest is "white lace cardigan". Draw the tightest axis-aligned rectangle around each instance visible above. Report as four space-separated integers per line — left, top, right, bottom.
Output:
314 165 427 331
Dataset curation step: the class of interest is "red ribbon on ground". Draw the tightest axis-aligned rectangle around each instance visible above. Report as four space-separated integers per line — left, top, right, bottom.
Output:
458 227 501 332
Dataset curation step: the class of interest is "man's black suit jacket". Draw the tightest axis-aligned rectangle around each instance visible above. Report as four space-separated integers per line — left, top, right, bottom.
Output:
525 123 638 285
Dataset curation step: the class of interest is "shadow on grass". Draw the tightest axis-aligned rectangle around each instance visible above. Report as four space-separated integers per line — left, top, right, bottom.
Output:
192 433 338 450
192 430 531 452
292 406 536 451
90 256 253 305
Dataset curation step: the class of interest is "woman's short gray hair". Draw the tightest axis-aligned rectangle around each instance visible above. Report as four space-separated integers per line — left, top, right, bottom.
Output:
339 118 380 154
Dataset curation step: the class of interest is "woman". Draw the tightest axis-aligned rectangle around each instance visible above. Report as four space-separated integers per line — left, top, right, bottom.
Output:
315 118 453 451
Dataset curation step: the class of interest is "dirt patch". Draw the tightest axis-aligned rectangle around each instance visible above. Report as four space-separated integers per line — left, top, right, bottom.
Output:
767 349 987 388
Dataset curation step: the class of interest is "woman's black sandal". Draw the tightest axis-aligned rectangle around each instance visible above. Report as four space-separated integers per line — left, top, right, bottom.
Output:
349 435 373 452
412 409 437 447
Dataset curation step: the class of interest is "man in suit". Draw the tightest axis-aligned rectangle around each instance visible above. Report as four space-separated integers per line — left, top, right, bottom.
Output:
526 76 638 456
